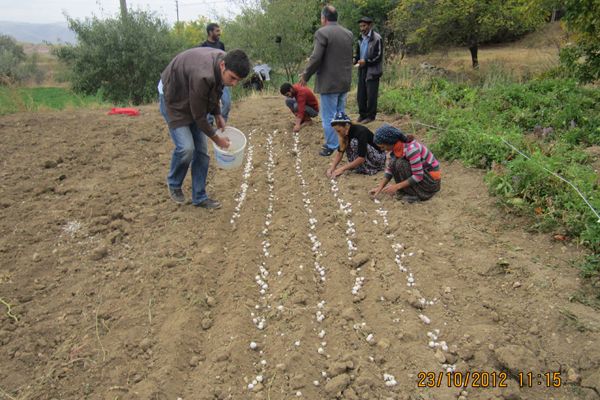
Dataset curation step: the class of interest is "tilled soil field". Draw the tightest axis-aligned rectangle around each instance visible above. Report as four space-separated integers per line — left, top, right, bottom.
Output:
0 95 599 400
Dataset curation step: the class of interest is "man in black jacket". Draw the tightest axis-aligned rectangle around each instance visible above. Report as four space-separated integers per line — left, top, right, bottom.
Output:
200 23 230 121
199 23 225 50
354 16 383 124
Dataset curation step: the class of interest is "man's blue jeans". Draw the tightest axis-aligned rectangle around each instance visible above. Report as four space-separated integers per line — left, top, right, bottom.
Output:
221 86 231 120
320 92 347 150
159 94 210 205
207 86 231 125
285 98 319 118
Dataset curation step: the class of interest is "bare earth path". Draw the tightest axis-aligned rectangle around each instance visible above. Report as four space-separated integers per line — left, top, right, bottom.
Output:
1 95 599 400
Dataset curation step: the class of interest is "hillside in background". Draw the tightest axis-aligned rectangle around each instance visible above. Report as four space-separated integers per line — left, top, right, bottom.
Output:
0 21 76 44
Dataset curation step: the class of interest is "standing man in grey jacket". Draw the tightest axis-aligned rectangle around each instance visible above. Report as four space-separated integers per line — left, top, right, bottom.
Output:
354 16 383 124
300 5 353 156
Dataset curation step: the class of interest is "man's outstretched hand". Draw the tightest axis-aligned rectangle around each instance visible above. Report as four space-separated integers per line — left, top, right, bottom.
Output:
298 73 307 87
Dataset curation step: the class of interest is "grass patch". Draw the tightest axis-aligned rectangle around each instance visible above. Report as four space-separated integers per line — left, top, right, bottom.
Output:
569 289 600 311
559 308 592 332
0 86 107 115
379 66 599 272
580 254 600 281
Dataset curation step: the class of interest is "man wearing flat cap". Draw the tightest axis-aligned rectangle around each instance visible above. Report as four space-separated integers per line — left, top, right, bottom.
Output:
354 16 383 124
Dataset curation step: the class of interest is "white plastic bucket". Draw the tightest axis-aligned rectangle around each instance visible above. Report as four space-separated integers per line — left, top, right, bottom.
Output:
212 126 247 170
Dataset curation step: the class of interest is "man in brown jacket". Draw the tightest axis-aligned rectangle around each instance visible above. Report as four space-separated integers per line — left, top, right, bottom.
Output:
300 5 353 156
159 48 250 209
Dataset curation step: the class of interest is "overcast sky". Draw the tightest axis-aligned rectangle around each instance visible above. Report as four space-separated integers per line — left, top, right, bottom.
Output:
0 0 242 25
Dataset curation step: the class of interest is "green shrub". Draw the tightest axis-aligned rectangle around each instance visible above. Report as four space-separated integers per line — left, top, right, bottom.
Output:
55 10 185 105
559 0 600 83
0 34 26 84
482 80 600 143
580 254 600 279
380 75 599 255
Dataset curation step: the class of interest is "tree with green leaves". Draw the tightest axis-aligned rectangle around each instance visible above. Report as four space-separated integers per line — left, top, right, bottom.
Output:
224 0 322 81
335 0 399 34
559 0 600 82
389 0 545 67
0 35 26 85
172 17 211 49
55 10 185 104
222 0 399 81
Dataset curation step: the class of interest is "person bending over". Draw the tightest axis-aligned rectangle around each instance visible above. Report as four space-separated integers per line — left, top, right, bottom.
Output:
280 82 319 133
369 124 441 202
159 48 250 209
326 112 385 178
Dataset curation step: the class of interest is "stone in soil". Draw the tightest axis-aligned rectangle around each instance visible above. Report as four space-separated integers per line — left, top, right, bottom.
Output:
324 373 351 395
90 246 108 261
493 345 540 377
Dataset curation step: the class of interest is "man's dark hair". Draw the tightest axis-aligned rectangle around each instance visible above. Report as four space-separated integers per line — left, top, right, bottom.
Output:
280 83 293 95
321 5 338 22
206 23 220 35
224 49 251 78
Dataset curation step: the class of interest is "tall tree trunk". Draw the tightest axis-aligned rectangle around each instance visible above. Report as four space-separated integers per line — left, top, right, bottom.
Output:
469 44 479 69
120 0 128 18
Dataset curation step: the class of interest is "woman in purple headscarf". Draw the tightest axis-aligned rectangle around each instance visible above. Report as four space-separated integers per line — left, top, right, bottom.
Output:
369 124 441 202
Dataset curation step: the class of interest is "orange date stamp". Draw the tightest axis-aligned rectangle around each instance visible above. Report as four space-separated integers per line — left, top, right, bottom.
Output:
417 371 563 388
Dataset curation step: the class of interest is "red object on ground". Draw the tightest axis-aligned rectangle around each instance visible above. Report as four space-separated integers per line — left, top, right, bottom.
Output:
108 107 140 116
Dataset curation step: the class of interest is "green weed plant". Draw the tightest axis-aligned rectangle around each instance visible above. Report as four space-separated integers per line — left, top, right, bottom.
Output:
0 86 106 115
379 67 599 265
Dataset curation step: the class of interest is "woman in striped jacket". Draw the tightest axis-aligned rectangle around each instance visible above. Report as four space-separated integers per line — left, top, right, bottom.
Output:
369 124 441 202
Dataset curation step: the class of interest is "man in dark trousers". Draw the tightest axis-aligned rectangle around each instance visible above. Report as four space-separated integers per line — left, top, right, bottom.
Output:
280 82 319 133
199 23 231 121
354 16 383 124
300 5 353 156
159 48 250 209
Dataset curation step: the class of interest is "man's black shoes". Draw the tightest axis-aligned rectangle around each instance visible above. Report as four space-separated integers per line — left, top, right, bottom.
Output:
168 186 185 204
194 198 222 209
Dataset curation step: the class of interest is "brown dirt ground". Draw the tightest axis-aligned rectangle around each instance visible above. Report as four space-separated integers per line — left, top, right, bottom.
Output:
0 95 599 400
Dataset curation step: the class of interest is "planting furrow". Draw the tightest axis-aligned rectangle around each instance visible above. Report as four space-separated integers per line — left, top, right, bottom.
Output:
244 129 322 398
242 129 330 398
329 178 362 297
316 174 459 395
330 180 406 390
245 129 276 394
178 129 270 399
371 201 458 374
294 132 401 398
290 131 333 392
374 202 435 301
230 128 256 226
325 178 408 394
